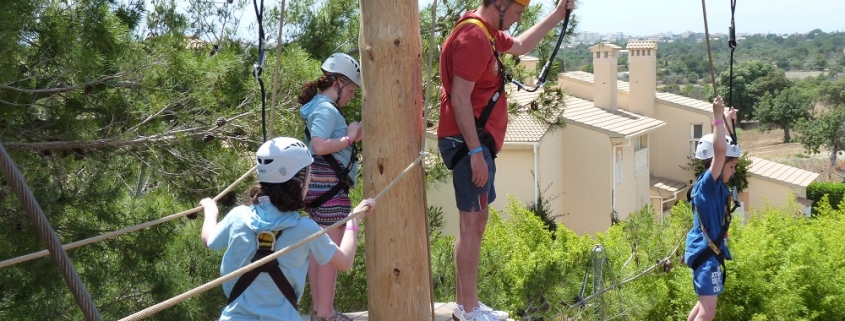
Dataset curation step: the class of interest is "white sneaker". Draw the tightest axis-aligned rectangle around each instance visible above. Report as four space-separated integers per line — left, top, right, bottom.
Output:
478 301 509 320
460 308 499 321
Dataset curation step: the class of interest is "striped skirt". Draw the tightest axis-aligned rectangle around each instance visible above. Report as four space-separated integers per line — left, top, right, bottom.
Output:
304 155 352 225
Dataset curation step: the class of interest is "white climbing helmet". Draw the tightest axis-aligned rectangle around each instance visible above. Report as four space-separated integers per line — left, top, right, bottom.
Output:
255 137 313 183
694 133 742 160
321 53 362 87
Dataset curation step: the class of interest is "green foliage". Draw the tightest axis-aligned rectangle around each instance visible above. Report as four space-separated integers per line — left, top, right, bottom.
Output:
681 153 751 193
807 182 845 212
718 60 791 121
526 182 561 237
755 85 813 143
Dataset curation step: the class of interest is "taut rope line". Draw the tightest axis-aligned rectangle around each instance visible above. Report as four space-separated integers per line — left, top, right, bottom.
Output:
119 152 428 321
0 166 257 269
700 0 719 98
0 142 103 321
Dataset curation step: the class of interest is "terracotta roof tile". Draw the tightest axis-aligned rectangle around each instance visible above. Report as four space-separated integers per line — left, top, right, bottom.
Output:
747 156 820 188
651 175 688 198
561 71 710 114
627 40 658 50
508 86 665 140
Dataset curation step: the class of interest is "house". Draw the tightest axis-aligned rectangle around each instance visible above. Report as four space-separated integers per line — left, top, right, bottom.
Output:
426 40 819 236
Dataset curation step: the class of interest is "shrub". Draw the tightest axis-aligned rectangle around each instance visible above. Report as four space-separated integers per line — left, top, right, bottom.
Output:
807 182 845 213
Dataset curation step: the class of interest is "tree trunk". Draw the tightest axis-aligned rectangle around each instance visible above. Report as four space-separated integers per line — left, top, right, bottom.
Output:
783 124 791 143
359 1 433 320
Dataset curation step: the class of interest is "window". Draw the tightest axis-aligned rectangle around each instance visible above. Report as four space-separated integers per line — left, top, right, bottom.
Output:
690 124 704 157
596 52 601 59
635 135 648 175
604 51 609 58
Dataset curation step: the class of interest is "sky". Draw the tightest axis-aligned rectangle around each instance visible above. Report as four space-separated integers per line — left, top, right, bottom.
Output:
567 0 844 36
176 0 843 42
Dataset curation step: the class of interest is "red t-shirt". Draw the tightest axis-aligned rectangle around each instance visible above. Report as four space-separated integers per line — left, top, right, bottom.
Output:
437 11 514 151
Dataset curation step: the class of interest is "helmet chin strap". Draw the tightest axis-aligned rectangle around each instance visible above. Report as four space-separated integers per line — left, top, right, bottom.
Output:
495 0 512 30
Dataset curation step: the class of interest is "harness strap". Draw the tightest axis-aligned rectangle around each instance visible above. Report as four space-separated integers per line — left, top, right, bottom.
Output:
687 186 733 284
447 18 505 168
303 124 358 208
227 231 298 309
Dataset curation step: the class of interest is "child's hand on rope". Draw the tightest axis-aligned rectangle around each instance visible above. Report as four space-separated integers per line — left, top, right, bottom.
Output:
353 198 376 218
347 121 363 143
200 198 219 218
712 96 725 119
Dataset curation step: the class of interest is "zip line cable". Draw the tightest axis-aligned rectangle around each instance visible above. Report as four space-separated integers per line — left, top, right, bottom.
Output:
511 9 572 92
0 142 103 321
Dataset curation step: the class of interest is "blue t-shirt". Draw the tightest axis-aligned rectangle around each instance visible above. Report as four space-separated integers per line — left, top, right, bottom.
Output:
300 94 359 185
684 169 733 267
207 201 337 321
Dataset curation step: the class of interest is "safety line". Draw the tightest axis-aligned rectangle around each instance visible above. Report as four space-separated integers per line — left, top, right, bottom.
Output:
0 165 257 269
119 152 427 321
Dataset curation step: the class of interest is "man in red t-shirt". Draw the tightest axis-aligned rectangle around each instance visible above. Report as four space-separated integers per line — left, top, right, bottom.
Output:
437 0 576 320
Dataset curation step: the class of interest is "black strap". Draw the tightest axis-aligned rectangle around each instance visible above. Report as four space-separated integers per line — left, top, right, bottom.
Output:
687 188 733 284
303 124 358 208
727 0 738 145
227 231 298 309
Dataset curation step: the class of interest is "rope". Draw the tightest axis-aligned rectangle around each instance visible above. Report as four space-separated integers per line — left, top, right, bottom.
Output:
0 166 257 269
700 0 719 99
119 152 428 321
268 0 287 139
252 0 268 142
0 142 103 321
511 9 573 92
727 0 738 143
423 2 440 320
569 233 684 308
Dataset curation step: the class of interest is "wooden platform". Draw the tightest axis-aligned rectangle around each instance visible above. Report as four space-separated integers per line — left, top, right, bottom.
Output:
300 302 458 320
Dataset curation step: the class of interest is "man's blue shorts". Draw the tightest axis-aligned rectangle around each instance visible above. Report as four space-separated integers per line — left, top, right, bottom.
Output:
692 256 724 296
438 136 496 213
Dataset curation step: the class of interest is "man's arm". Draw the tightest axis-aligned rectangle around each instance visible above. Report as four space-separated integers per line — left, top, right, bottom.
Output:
506 0 573 56
451 75 482 150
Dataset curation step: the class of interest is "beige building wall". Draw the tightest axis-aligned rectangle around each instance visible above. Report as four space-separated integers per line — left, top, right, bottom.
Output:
535 131 567 226
560 124 613 234
611 138 653 221
424 135 542 236
559 74 593 101
746 176 807 213
652 103 712 185
491 147 539 216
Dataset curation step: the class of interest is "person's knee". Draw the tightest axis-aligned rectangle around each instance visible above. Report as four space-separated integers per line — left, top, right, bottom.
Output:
696 296 718 320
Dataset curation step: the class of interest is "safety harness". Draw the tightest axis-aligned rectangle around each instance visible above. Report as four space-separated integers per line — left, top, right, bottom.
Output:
304 110 358 208
227 230 298 309
686 184 739 284
444 18 505 169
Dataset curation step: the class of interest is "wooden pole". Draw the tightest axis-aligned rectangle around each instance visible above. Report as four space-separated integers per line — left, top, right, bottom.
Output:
359 0 433 320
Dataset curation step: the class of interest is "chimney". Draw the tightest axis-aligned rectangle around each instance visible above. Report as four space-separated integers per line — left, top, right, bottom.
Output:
517 55 540 86
626 40 658 117
589 42 621 112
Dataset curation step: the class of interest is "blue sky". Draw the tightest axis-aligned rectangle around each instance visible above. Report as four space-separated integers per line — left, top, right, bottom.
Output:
219 0 842 42
568 0 844 36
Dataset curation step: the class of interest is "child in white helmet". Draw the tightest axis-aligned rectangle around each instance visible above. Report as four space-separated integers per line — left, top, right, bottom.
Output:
200 137 375 321
685 98 739 321
297 53 364 321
